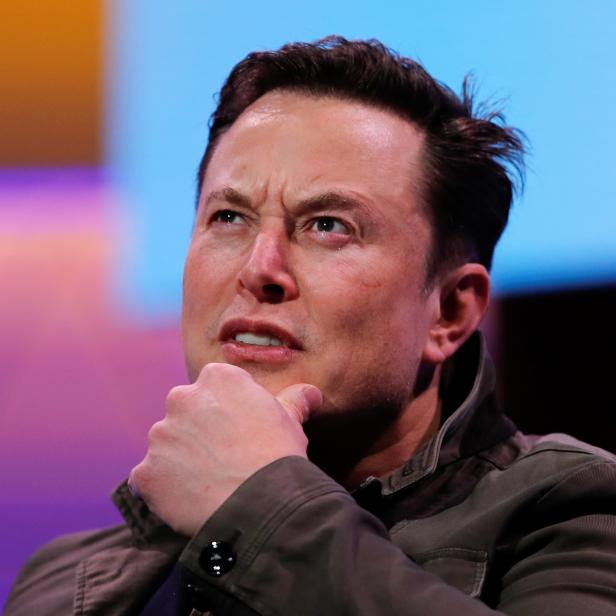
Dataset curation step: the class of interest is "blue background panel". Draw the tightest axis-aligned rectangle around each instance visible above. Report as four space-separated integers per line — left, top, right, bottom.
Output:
106 0 616 318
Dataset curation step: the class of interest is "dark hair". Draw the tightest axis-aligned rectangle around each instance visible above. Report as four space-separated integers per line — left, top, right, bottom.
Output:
197 36 525 280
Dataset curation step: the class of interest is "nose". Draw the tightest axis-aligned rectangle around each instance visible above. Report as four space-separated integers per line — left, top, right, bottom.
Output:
238 228 299 303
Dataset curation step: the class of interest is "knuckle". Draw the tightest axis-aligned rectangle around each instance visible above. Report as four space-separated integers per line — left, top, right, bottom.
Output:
165 385 194 413
147 420 167 444
197 362 222 380
130 454 161 503
198 362 248 382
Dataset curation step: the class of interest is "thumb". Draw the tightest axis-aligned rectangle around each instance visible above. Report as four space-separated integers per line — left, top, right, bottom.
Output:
276 384 323 424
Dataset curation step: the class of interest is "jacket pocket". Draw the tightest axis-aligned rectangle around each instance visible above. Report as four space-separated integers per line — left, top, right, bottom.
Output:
413 547 488 598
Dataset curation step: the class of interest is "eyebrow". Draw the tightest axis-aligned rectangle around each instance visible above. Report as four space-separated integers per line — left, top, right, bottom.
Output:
204 187 252 210
293 191 376 219
204 186 378 220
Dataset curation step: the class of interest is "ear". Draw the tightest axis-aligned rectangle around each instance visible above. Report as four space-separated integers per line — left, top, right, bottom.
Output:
422 263 490 365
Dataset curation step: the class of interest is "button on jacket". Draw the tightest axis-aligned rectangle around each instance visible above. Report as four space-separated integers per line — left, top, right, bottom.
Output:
5 333 616 615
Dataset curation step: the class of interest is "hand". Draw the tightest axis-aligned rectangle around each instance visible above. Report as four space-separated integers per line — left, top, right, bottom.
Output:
129 363 322 536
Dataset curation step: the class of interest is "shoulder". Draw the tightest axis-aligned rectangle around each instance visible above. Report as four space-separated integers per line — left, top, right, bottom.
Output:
520 431 616 462
471 431 616 512
510 432 616 512
4 525 131 616
456 431 616 543
509 431 616 488
16 524 133 577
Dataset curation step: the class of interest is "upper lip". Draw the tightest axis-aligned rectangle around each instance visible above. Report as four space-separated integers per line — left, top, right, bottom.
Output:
219 318 304 350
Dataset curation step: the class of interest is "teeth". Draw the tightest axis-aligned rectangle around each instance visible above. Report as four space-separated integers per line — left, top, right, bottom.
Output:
234 332 283 347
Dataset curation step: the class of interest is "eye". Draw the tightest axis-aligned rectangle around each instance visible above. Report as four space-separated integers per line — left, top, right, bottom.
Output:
211 209 244 225
309 216 350 235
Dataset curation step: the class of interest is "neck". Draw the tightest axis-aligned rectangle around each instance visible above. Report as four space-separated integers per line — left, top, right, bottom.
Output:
305 366 442 490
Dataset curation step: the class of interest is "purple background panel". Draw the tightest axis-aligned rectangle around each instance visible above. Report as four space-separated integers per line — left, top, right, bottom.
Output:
0 172 187 606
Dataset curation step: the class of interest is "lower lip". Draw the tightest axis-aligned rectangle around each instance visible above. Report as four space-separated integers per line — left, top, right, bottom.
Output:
221 340 299 363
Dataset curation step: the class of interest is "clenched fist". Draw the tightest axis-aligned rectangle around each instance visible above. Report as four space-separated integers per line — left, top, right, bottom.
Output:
129 363 322 536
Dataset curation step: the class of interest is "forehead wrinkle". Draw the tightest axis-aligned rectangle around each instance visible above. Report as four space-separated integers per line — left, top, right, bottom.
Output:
203 182 293 219
291 190 387 224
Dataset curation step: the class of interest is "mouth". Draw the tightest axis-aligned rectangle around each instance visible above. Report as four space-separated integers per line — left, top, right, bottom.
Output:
233 332 285 347
219 318 303 362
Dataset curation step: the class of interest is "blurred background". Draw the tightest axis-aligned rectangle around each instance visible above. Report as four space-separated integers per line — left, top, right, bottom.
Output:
1 0 615 606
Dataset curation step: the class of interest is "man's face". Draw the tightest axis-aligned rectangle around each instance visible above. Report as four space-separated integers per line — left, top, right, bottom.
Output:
182 91 440 416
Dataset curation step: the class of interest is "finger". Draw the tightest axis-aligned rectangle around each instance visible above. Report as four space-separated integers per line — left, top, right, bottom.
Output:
276 384 323 424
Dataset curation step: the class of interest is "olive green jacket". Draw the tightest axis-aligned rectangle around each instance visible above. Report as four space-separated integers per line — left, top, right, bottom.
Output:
6 334 616 615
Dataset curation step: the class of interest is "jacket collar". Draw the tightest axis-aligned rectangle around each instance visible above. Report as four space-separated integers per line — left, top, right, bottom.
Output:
378 331 517 496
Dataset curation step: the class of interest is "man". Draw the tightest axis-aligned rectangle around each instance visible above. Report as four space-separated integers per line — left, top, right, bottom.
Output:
6 36 616 615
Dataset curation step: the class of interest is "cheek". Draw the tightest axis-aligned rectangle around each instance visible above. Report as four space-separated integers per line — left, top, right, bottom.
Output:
182 250 231 379
183 246 234 313
182 254 225 361
301 251 420 348
182 254 207 322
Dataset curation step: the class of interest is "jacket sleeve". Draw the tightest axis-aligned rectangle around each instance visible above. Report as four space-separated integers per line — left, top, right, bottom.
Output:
178 455 616 616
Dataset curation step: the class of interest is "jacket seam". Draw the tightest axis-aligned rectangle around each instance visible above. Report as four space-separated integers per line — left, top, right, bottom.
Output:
535 459 616 507
522 447 610 460
74 559 86 616
237 483 349 572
